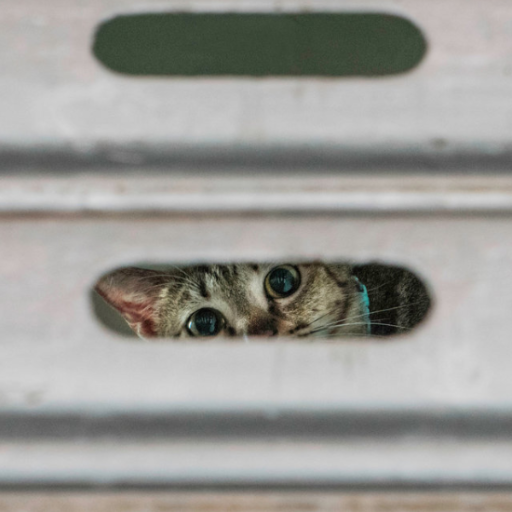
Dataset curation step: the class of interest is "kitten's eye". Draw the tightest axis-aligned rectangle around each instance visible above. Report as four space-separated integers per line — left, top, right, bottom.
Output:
265 265 301 299
187 308 224 337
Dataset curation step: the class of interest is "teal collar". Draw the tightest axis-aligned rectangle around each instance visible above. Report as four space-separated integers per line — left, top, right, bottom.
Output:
354 277 371 335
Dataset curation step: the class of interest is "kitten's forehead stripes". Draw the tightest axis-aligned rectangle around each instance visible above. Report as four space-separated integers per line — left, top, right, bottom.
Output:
184 263 287 336
216 266 232 280
323 266 349 289
198 279 210 299
191 264 260 318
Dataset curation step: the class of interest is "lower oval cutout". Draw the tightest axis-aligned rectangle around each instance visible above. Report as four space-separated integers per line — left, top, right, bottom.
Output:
92 262 431 339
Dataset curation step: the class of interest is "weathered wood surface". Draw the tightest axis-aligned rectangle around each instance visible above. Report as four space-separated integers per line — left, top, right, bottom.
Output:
2 0 512 492
2 0 512 164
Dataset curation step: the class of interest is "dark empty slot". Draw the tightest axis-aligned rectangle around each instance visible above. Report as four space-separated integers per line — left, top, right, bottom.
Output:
93 13 426 76
92 262 431 339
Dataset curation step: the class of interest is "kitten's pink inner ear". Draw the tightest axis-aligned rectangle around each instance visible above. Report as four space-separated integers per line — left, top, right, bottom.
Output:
95 268 166 338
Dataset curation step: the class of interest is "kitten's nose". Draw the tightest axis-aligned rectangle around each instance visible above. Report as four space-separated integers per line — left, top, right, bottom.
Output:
246 315 277 337
257 329 276 337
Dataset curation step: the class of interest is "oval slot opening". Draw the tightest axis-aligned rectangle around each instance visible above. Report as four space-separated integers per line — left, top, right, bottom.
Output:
92 262 431 339
93 13 427 76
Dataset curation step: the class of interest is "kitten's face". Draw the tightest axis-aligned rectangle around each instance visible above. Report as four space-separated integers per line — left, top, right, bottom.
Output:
96 263 368 339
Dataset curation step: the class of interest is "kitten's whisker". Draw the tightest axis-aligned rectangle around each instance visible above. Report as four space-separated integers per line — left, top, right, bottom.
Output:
308 309 340 326
309 318 345 332
362 280 394 293
309 304 373 331
293 306 348 335
308 302 427 335
371 322 411 330
166 265 193 278
347 300 429 322
311 331 371 339
309 321 369 334
130 270 191 279
290 308 340 333
312 320 409 334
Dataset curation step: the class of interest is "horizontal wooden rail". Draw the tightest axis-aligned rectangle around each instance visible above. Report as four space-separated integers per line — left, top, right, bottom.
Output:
2 174 512 214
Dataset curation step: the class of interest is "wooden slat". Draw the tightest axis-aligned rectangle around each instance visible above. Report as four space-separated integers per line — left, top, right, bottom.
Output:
1 0 512 160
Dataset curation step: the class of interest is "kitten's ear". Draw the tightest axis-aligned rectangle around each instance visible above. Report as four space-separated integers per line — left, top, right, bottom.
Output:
95 267 168 338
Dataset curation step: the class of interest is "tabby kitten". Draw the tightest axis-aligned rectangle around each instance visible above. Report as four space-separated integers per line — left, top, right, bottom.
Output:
95 262 429 339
